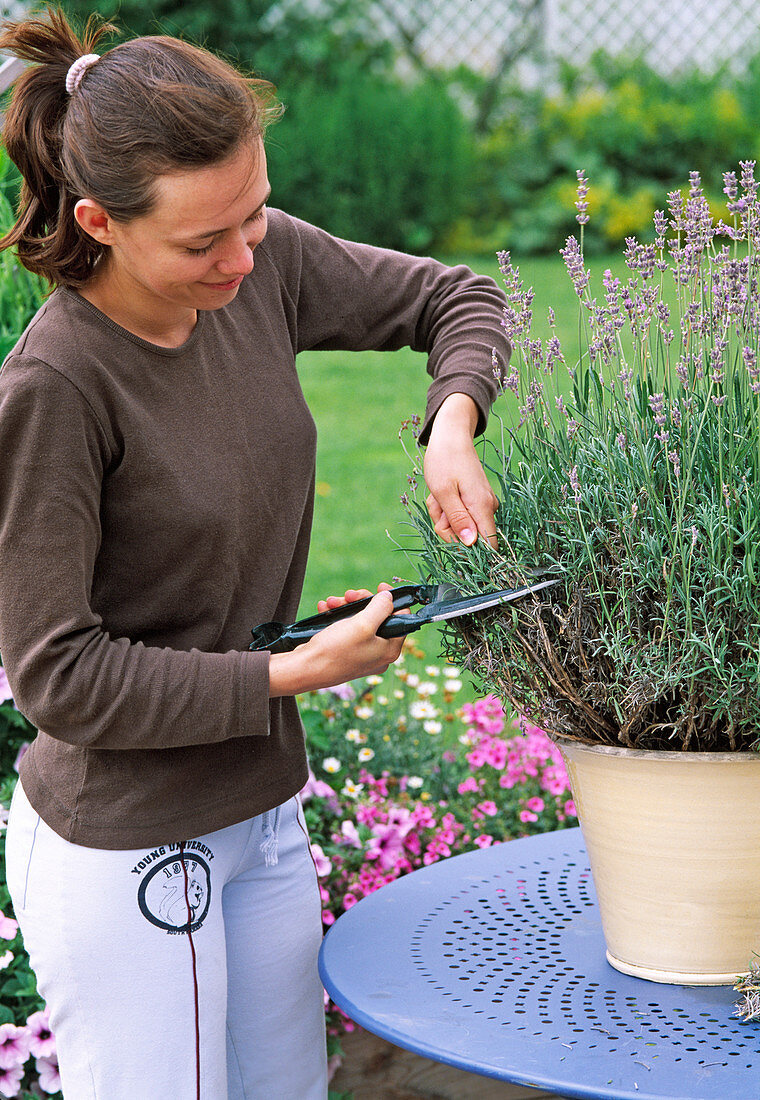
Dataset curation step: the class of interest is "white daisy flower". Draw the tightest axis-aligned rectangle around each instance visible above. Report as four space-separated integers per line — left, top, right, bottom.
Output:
423 720 442 735
358 747 375 762
341 780 364 799
425 665 441 677
417 681 437 696
322 757 341 773
410 700 439 720
355 705 374 720
345 728 363 743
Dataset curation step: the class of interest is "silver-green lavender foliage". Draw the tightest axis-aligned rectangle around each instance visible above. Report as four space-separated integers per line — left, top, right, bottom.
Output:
404 166 760 751
735 959 760 1023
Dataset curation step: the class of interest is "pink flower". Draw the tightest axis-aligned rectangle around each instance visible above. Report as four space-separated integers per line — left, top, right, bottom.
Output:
540 766 570 796
343 893 358 910
0 668 12 705
564 799 577 817
0 915 18 941
462 695 506 734
411 804 435 828
300 771 337 803
36 1054 61 1095
519 809 538 824
457 777 479 794
339 821 361 848
11 744 28 775
367 808 415 870
327 1051 343 1084
477 800 498 817
318 681 356 701
0 1024 30 1070
466 748 487 769
485 741 508 769
26 1010 55 1060
309 843 332 877
525 796 545 814
322 910 336 926
0 1062 23 1098
474 834 494 848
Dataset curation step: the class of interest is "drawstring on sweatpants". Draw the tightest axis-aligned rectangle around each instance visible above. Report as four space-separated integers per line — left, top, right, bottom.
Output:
259 804 281 867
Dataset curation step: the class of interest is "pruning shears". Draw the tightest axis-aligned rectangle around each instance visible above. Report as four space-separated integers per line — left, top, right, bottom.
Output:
248 578 559 653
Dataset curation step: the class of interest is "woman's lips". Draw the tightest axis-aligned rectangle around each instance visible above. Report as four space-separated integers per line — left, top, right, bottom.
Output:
203 275 244 291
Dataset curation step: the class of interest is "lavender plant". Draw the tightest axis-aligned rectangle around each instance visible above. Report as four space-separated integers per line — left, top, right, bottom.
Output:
403 166 760 752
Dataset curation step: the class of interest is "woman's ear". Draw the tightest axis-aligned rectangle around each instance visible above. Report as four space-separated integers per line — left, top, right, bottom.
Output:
74 198 116 246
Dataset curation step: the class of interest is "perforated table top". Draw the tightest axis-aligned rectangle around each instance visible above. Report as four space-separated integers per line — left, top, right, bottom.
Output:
318 827 760 1100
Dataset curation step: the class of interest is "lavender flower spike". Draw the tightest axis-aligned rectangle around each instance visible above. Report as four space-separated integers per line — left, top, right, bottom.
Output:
575 169 590 225
560 236 590 297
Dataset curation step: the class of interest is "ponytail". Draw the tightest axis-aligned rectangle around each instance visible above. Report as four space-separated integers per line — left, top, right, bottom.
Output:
0 6 281 287
0 8 112 285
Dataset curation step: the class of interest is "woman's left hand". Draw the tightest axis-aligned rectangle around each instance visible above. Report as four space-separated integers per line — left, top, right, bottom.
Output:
423 393 498 549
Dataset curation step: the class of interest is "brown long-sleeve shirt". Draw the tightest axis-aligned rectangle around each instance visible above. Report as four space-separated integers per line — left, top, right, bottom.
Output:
0 210 508 848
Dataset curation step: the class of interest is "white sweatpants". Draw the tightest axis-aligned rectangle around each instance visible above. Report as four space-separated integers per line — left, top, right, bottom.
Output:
5 782 328 1100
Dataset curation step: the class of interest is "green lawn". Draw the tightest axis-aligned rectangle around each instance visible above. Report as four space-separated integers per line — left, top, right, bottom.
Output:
296 248 629 617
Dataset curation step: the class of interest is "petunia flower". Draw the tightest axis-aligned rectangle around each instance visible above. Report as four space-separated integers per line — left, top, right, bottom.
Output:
339 821 361 848
0 668 12 705
0 1062 23 1098
36 1054 61 1095
0 1024 30 1070
0 914 18 941
26 1010 55 1060
309 844 332 877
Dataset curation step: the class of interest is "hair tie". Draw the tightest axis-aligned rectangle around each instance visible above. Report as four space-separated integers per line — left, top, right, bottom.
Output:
65 54 100 96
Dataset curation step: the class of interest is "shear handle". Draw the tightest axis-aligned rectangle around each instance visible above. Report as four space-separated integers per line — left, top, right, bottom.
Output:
376 613 425 639
255 583 435 652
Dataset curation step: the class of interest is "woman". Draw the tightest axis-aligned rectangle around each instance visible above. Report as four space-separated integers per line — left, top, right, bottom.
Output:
0 8 508 1098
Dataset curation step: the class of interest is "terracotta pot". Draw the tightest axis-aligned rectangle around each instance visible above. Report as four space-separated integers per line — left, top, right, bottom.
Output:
554 736 760 985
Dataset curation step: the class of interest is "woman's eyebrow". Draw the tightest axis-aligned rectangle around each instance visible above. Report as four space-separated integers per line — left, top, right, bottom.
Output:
184 186 272 242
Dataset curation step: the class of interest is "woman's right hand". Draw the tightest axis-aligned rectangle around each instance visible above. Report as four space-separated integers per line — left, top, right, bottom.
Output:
267 588 405 697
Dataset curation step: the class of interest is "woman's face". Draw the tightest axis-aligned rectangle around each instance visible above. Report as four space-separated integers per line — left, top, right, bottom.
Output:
89 139 271 318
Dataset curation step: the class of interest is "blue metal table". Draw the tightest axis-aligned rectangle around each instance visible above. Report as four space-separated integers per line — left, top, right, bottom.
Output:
318 827 760 1100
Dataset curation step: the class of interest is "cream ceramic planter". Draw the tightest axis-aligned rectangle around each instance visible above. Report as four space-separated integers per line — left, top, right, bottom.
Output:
554 737 760 985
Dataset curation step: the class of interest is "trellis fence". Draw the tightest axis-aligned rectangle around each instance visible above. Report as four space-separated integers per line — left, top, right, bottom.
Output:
2 1 759 120
369 0 760 77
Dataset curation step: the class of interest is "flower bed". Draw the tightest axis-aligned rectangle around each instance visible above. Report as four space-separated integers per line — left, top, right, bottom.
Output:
0 646 576 1096
295 643 576 1070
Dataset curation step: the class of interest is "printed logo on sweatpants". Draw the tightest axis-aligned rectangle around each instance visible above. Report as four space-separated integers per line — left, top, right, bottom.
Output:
132 841 214 934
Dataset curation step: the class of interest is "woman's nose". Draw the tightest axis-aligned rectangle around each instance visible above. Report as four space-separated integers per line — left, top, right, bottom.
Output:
216 236 255 276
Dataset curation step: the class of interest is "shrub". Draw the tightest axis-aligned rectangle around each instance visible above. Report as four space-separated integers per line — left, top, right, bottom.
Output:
451 52 757 255
0 152 47 361
268 70 474 253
